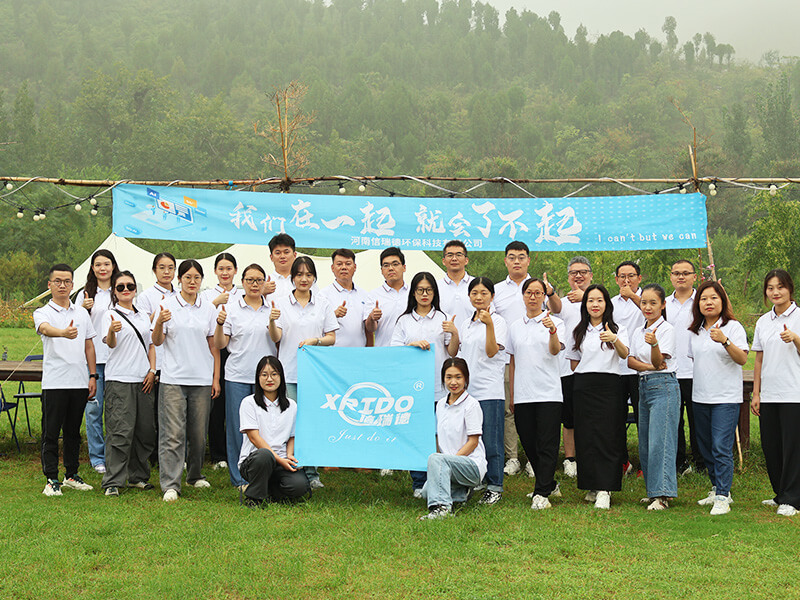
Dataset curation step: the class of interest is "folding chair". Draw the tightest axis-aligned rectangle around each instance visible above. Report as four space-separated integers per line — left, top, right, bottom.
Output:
13 354 43 437
1 385 21 451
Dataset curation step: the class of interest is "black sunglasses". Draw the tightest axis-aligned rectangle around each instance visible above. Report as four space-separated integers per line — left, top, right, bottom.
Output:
115 283 137 292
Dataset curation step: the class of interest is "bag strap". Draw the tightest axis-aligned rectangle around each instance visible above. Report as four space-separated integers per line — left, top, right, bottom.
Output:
113 309 149 356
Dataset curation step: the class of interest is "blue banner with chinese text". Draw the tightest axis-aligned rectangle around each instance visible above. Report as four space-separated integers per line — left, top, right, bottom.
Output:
112 184 707 251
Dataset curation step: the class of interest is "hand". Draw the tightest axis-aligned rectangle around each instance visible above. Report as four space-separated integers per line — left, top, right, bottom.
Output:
620 285 637 300
269 300 280 322
142 371 155 394
216 305 227 326
81 297 94 311
655 361 668 371
541 311 555 332
262 276 276 296
278 455 298 472
644 325 659 346
298 338 319 348
62 320 78 339
213 291 230 307
566 288 584 303
156 305 172 325
543 272 554 296
88 378 97 399
709 324 727 344
109 314 122 334
211 380 220 399
477 309 492 325
751 394 761 416
599 323 617 344
410 340 431 350
780 324 797 344
442 314 457 335
369 300 382 322
334 301 347 318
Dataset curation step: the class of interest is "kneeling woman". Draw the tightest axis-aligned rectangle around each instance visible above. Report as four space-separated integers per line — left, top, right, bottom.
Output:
420 358 487 519
238 355 310 505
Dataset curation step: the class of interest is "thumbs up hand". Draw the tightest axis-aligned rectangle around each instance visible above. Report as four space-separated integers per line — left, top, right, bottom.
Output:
269 300 281 322
156 305 172 325
442 314 458 334
217 305 228 326
370 300 382 322
543 272 554 297
109 314 122 334
599 323 617 344
780 323 796 344
709 323 727 344
262 275 276 296
213 291 230 307
81 297 94 311
63 319 78 339
541 310 555 332
644 324 659 346
334 300 348 318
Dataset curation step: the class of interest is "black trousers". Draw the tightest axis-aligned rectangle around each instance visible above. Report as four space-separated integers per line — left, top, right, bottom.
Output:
676 378 705 470
239 448 310 502
514 402 562 497
41 388 88 480
760 403 800 510
207 348 228 462
621 374 639 465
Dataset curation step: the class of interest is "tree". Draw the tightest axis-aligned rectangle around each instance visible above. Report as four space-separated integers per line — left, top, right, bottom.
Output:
722 103 753 169
738 191 800 280
662 16 678 53
683 41 695 67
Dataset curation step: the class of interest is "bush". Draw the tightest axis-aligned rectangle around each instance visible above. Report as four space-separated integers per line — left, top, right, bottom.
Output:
0 298 35 328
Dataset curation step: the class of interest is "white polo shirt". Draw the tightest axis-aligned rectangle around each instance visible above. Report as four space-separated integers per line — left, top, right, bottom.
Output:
666 290 696 379
506 313 565 404
612 289 643 375
200 284 242 307
391 309 453 396
136 283 178 371
155 294 217 386
75 287 113 364
493 275 530 331
102 306 153 383
320 280 368 347
566 323 629 375
554 296 582 377
689 319 748 404
752 303 800 403
457 312 508 401
438 273 475 322
222 296 276 384
238 394 297 467
365 282 409 348
274 292 339 384
34 300 96 390
628 317 677 374
435 391 487 480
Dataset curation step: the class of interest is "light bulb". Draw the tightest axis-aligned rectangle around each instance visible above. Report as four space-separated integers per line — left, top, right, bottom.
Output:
16 210 23 219
338 185 346 194
679 185 687 194
89 197 97 206
710 188 717 196
769 184 778 196
39 211 46 220
358 184 366 193
708 182 716 192
5 182 12 191
91 208 98 216
33 214 39 221
75 203 82 211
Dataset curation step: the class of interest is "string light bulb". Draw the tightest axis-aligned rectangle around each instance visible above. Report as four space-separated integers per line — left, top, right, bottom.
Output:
39 211 46 220
33 212 39 221
90 208 98 216
5 182 12 191
89 197 98 206
74 203 82 211
709 182 717 196
769 184 778 196
679 183 687 194
16 209 23 219
338 184 346 194
358 183 366 193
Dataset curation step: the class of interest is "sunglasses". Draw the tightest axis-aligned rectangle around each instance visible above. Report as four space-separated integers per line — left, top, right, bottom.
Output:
115 283 137 292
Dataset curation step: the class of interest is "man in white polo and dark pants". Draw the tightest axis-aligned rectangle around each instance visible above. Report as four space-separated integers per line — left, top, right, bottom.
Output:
320 249 368 349
34 263 98 496
438 240 475 322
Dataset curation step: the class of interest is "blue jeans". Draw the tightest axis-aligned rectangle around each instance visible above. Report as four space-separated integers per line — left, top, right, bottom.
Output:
225 381 254 487
693 402 739 496
422 453 481 508
479 399 504 492
638 373 680 498
86 363 106 467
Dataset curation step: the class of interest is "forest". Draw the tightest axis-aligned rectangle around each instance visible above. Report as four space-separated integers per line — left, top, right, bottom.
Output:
1 0 800 319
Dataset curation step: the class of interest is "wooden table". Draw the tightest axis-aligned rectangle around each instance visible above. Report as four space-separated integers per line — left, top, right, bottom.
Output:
0 361 43 383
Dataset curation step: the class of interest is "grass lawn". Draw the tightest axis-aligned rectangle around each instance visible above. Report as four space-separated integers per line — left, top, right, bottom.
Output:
1 328 797 600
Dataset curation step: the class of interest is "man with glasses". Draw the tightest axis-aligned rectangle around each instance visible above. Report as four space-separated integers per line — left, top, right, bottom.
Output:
34 264 98 497
666 259 705 475
365 247 409 348
321 248 368 347
611 260 644 476
438 240 475 321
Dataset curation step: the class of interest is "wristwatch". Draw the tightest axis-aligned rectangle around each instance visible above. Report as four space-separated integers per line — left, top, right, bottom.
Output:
723 338 732 347
89 373 99 380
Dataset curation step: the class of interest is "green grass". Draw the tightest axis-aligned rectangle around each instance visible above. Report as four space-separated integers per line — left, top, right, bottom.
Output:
1 328 797 600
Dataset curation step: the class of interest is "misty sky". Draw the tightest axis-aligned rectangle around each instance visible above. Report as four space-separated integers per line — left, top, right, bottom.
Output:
488 0 799 62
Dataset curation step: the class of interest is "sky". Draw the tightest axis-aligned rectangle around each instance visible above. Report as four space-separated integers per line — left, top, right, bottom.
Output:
487 0 800 63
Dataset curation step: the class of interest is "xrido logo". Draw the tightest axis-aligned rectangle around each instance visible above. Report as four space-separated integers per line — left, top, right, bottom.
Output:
321 381 424 427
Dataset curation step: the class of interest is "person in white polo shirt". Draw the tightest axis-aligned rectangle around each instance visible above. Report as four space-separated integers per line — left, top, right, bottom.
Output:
34 263 98 497
267 233 298 300
751 269 800 517
419 358 486 520
365 247 409 348
238 355 310 506
152 259 221 502
688 280 748 515
320 249 368 348
506 278 565 510
214 263 276 491
438 240 475 321
101 270 157 497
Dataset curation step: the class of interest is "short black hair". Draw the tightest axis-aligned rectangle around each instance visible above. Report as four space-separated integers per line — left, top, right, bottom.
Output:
671 259 695 272
505 241 529 255
178 259 204 279
269 233 296 253
49 263 73 276
443 240 467 256
615 260 640 276
331 248 356 262
380 247 405 266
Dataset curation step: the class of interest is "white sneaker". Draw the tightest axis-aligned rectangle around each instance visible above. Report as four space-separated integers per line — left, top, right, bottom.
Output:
237 483 249 494
504 458 521 476
530 494 552 510
163 489 179 502
419 505 452 520
524 461 535 478
550 483 562 498
192 479 211 488
309 479 325 490
777 504 798 516
762 498 778 507
479 490 502 505
42 479 62 497
379 469 394 476
710 495 731 515
62 475 93 491
93 464 106 474
647 498 669 511
584 490 597 503
212 461 228 471
594 491 611 509
697 487 717 506
563 459 577 478
412 488 424 499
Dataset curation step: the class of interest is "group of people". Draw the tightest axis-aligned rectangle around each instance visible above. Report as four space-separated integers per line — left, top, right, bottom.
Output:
33 233 800 520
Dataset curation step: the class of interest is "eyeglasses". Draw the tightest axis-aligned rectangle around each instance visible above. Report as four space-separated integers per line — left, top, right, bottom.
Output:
617 273 640 280
115 283 137 292
49 279 72 287
415 287 434 296
381 261 402 269
243 278 265 286
444 252 466 259
181 275 202 282
156 265 175 272
506 254 528 263
670 271 695 277
568 269 591 277
523 290 545 298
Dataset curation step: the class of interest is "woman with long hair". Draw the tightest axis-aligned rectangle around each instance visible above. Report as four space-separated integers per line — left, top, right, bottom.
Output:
75 249 120 474
751 269 800 517
152 259 221 502
101 270 157 496
627 283 681 511
238 355 310 506
214 263 276 491
688 280 748 515
457 276 508 505
566 284 629 509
